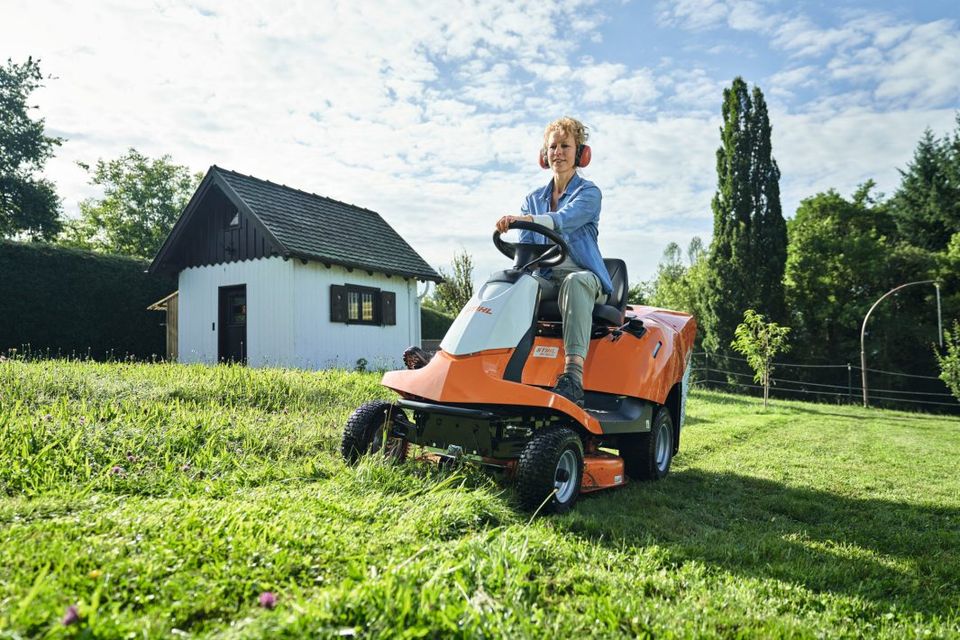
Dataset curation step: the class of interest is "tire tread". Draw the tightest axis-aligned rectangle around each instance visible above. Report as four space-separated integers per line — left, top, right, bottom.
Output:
516 426 583 513
341 401 392 464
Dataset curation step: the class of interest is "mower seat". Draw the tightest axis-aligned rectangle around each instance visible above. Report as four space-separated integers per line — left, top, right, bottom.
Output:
537 258 628 326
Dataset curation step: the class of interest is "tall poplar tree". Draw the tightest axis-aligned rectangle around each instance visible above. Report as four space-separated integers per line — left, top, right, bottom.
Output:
701 77 787 355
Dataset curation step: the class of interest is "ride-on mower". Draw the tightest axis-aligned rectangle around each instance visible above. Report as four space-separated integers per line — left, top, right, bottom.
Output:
341 221 697 513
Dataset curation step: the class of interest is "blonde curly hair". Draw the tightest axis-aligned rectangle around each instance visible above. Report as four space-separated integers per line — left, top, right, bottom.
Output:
542 116 589 148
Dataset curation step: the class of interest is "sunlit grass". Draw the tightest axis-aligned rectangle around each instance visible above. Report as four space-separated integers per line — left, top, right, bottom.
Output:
0 360 958 638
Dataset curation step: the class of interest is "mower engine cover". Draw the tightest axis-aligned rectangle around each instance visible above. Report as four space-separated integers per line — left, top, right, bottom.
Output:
440 273 538 355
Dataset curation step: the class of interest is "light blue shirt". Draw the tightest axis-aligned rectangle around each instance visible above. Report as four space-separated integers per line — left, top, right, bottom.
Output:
518 173 613 294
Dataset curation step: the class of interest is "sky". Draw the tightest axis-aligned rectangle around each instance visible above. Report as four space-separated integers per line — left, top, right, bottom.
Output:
4 0 959 289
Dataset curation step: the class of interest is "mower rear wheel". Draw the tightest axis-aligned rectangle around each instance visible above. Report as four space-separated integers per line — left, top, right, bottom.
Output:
341 401 408 465
516 426 584 514
621 406 674 481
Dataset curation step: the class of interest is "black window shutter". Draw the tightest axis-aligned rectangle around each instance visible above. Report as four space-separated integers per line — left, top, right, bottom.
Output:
330 285 346 323
381 291 396 326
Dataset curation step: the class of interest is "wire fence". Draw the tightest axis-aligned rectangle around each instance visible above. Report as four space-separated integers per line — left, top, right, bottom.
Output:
691 351 959 411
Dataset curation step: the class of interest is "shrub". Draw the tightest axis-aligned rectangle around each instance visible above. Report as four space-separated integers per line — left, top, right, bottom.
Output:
0 240 175 359
421 305 455 339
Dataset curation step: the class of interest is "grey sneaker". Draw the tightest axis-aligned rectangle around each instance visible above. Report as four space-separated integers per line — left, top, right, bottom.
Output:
552 373 584 407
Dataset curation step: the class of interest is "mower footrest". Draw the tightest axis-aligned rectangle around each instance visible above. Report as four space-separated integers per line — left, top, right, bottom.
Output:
396 399 495 419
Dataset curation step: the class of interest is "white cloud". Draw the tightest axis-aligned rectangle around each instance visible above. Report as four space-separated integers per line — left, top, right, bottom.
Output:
663 68 728 112
658 0 774 32
773 15 865 58
767 65 818 99
572 63 660 110
657 0 731 30
2 0 959 287
830 20 960 107
773 106 958 214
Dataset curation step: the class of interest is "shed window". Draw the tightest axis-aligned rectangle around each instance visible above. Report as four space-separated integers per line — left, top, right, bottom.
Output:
360 291 375 321
228 211 240 227
346 290 373 322
330 284 396 326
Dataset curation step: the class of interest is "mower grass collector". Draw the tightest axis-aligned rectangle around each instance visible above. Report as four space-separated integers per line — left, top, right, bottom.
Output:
341 221 696 514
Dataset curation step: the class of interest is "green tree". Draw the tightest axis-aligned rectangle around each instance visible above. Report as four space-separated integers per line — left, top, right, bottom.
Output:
701 77 788 357
784 184 896 364
627 282 650 305
936 232 960 306
432 249 474 315
785 184 941 367
890 118 960 252
649 237 707 321
731 309 791 409
935 320 960 401
0 57 63 240
61 148 201 259
784 184 947 406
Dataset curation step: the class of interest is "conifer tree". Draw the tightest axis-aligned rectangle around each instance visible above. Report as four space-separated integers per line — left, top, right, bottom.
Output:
890 119 960 251
700 77 787 356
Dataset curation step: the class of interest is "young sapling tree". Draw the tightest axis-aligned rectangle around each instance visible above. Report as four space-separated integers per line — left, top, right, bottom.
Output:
935 320 960 401
731 309 791 409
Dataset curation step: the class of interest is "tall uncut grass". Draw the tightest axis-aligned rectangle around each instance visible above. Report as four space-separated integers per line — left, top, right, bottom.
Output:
0 359 958 638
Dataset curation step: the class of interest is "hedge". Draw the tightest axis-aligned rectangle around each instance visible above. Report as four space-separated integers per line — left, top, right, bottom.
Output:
421 305 454 339
0 240 176 360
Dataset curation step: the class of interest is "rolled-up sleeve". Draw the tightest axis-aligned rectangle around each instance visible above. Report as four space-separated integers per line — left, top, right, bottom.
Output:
518 197 542 243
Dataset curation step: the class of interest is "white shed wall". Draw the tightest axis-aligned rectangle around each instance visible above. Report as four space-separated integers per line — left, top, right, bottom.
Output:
178 257 295 366
291 261 420 370
178 258 421 370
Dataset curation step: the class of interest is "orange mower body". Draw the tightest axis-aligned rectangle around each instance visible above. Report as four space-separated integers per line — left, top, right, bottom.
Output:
341 221 697 514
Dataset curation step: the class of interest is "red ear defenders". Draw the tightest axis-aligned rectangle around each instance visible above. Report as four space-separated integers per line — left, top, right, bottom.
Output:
539 144 592 169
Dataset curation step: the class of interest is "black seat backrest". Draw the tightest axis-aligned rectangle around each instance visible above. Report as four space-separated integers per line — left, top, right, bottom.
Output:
603 258 628 310
533 258 629 326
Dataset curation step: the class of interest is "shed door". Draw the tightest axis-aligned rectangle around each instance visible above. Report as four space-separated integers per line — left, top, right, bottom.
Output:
218 285 246 364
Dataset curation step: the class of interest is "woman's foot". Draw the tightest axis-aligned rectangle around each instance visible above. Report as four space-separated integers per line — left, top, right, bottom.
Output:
552 373 584 407
402 346 432 370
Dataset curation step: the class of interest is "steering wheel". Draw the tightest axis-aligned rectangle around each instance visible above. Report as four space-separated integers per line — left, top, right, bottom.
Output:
493 220 569 270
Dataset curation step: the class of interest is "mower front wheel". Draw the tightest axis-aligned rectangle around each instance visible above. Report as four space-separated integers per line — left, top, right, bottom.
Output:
516 426 584 514
341 401 408 464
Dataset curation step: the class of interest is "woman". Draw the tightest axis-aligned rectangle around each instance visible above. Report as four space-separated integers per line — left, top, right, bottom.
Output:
495 116 612 406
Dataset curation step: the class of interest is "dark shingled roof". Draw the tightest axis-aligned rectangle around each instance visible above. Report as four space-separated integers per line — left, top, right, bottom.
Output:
215 167 441 281
151 166 441 281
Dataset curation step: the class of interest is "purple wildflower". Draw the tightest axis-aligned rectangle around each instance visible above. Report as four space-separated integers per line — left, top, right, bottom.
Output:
61 604 80 626
258 591 277 609
111 465 125 476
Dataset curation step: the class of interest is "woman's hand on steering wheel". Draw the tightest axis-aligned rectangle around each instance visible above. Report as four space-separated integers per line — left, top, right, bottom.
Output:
495 214 531 234
492 219 569 270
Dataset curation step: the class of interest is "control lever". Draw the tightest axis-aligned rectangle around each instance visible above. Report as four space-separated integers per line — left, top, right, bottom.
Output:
608 317 646 342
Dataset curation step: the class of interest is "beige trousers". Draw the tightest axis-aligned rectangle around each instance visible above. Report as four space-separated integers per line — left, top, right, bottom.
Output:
551 267 605 360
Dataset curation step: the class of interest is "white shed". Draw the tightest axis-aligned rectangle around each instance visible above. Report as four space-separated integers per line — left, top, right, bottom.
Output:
148 166 441 369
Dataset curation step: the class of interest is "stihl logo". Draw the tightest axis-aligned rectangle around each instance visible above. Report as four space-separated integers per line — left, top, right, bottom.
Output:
469 306 493 315
533 346 559 358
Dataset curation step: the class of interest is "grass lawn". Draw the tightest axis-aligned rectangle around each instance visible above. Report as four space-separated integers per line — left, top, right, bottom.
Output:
1 360 958 638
